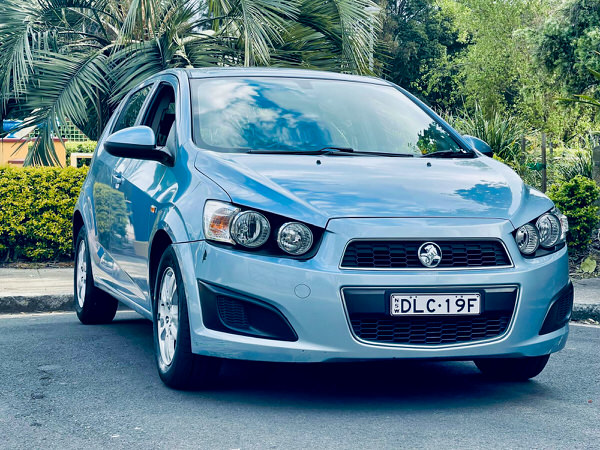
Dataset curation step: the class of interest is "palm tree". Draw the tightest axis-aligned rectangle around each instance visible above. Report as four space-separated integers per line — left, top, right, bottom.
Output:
0 0 381 165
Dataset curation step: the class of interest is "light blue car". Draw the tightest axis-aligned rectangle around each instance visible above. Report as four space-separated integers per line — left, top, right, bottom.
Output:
73 68 572 389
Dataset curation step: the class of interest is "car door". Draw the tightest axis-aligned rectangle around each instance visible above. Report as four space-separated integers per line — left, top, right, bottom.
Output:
109 76 179 308
94 82 154 294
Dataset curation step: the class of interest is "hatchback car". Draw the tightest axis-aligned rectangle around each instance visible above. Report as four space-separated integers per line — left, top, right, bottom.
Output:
73 68 572 389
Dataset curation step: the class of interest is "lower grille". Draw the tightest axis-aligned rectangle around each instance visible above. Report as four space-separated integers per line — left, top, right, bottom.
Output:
342 286 518 346
540 282 573 335
217 296 250 329
350 314 511 345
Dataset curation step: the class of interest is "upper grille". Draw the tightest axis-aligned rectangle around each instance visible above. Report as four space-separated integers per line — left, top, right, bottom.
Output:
341 240 511 269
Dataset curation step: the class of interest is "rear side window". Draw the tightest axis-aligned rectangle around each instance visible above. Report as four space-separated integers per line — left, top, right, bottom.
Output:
113 85 152 133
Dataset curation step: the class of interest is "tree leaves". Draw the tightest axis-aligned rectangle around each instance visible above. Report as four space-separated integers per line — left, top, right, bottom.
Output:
1 0 382 165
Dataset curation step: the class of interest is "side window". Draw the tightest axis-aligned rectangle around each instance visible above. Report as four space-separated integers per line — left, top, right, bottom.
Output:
113 85 153 133
141 83 176 147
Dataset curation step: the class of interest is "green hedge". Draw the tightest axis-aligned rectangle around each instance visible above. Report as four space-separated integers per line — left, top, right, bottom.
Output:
0 166 88 261
548 175 600 251
65 141 97 167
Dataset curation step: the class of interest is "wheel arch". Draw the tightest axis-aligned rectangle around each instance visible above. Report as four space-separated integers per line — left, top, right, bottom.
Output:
73 209 84 251
149 229 174 304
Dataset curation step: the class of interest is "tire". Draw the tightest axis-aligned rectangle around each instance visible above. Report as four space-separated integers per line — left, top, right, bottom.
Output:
474 354 551 381
74 226 118 324
153 246 221 390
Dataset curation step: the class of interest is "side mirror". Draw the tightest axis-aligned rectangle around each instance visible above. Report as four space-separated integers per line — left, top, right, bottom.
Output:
104 126 174 166
462 135 493 157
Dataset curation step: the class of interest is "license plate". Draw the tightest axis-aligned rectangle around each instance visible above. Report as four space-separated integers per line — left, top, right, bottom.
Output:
390 293 481 316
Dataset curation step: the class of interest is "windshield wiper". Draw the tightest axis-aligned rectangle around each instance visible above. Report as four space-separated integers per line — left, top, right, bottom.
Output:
312 147 414 157
422 150 476 158
247 147 414 157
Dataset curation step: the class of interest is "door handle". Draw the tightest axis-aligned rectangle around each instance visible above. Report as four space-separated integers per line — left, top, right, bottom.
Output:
112 172 123 188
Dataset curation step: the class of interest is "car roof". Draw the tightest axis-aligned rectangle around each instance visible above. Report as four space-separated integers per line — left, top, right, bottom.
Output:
161 67 391 86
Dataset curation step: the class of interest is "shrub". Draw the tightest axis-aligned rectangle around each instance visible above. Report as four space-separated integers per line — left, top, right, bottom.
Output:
0 166 88 261
548 175 600 250
448 104 523 161
65 141 97 167
553 149 593 182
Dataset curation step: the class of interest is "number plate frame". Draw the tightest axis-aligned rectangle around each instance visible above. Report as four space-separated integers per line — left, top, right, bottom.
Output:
390 293 482 316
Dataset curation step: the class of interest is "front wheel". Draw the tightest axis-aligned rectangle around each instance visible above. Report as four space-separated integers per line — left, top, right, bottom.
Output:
74 226 118 324
474 355 550 381
153 246 221 390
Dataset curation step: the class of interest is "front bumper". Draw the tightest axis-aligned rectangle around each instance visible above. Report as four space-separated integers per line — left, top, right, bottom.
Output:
173 217 570 362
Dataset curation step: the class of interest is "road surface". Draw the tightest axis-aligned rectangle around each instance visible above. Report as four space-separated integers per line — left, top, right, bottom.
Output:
0 312 598 449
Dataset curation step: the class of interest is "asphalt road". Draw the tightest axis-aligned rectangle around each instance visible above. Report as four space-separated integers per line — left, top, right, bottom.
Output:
0 312 598 449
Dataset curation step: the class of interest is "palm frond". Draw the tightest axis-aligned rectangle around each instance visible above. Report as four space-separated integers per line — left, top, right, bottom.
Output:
296 0 381 74
16 49 108 165
0 1 39 114
108 40 169 105
224 0 300 66
119 0 158 41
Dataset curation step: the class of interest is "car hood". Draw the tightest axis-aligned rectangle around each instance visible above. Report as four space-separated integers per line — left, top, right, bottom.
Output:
194 151 553 228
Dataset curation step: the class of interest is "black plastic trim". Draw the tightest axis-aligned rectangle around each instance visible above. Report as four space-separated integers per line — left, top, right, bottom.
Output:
539 281 573 335
197 280 298 342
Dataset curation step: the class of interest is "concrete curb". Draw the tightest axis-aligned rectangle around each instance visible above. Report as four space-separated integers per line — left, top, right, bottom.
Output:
571 304 600 322
0 294 73 314
0 294 599 323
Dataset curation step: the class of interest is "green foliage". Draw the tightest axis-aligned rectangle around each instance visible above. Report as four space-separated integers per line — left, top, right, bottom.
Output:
65 141 97 167
448 104 523 160
0 166 87 261
548 175 600 250
553 148 594 182
536 0 600 95
435 0 541 113
380 0 465 110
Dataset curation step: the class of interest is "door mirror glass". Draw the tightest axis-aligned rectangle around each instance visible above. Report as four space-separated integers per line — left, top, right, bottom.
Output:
105 126 174 166
462 135 493 157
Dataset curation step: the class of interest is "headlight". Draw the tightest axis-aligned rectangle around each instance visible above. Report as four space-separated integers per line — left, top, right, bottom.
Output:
515 223 539 255
536 213 561 248
203 201 319 257
203 200 240 244
277 222 313 255
230 211 270 248
514 207 568 256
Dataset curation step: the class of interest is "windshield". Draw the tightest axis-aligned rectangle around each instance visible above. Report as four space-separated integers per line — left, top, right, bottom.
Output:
190 77 466 157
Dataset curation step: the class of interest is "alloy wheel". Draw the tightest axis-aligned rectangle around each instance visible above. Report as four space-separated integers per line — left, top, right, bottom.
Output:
157 267 179 366
76 239 87 308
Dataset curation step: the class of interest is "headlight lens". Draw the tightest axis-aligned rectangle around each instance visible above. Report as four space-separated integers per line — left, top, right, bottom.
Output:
230 211 270 248
515 223 539 255
553 207 569 243
203 200 240 244
277 222 313 255
536 213 561 248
